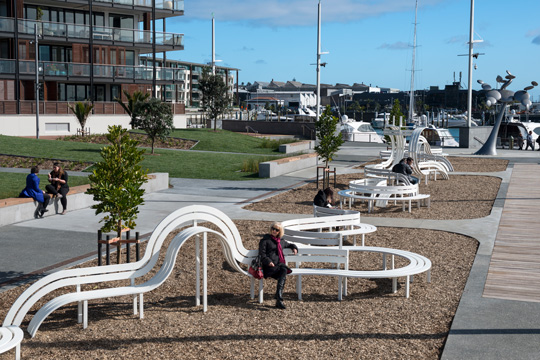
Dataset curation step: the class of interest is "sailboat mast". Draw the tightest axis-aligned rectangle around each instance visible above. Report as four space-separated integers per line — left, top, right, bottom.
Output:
408 0 418 123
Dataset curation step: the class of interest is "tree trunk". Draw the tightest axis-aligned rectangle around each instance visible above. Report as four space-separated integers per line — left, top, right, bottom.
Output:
116 220 122 264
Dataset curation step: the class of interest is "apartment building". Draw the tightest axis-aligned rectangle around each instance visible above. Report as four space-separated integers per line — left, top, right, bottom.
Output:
0 0 188 116
0 0 194 116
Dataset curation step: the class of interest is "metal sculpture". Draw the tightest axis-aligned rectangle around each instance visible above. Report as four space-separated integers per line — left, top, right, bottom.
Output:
474 71 537 155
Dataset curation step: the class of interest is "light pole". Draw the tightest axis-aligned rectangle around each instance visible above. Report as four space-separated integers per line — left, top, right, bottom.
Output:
466 0 482 127
315 0 328 123
33 23 41 139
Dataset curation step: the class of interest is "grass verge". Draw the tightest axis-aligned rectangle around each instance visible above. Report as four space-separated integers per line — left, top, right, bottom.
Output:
0 173 91 199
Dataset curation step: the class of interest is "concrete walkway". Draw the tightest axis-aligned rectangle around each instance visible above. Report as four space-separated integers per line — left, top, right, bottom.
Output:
1 142 540 358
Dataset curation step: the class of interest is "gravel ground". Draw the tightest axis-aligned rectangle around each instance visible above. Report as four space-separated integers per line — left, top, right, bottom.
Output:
0 157 506 359
244 157 505 220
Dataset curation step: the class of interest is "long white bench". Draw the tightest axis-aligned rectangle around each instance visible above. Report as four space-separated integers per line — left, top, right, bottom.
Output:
283 213 377 247
2 205 359 339
280 226 431 298
0 326 23 360
252 247 349 303
0 173 169 227
364 166 412 186
313 204 361 219
340 179 430 213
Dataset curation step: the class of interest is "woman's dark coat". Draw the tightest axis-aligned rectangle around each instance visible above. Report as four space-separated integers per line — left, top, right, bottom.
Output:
258 234 298 279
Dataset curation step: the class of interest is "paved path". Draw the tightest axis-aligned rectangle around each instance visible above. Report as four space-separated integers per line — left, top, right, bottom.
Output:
1 142 540 358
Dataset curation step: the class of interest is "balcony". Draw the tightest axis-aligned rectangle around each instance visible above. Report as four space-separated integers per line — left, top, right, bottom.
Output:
0 17 184 50
94 0 184 11
0 59 189 83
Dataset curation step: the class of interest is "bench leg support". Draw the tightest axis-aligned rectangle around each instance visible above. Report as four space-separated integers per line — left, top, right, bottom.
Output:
406 275 410 298
83 300 88 329
258 279 264 303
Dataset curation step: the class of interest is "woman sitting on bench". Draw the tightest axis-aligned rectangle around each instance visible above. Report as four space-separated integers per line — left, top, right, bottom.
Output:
259 222 298 309
19 166 50 218
46 162 69 215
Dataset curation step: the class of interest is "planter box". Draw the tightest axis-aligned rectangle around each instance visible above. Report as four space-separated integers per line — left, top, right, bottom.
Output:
259 153 318 178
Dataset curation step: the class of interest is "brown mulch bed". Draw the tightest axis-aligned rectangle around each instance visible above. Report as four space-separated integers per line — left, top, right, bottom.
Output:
0 220 477 359
244 173 502 220
58 132 197 150
447 157 508 172
0 155 92 171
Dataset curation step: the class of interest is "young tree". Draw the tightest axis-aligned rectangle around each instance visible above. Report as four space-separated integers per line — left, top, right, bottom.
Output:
138 97 174 154
199 68 230 131
87 125 148 264
68 101 93 136
115 90 150 128
315 105 344 168
390 99 405 126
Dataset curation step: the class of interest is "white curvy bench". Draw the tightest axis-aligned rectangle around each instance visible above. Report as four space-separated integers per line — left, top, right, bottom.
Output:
253 247 349 303
283 213 377 247
280 223 431 298
2 205 357 339
364 167 412 186
0 326 23 360
3 205 261 337
313 204 360 218
340 179 430 213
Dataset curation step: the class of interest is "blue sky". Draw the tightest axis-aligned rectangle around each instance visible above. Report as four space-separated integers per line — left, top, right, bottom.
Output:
166 0 540 101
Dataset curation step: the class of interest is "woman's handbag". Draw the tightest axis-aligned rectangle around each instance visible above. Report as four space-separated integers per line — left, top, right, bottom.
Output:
248 255 264 279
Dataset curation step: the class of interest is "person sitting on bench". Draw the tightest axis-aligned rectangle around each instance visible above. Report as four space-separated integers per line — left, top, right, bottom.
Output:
314 187 334 208
19 166 50 218
392 157 419 185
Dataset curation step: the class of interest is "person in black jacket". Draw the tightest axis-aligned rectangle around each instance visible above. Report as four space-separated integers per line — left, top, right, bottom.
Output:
313 187 334 208
45 163 70 215
392 157 419 184
258 222 298 309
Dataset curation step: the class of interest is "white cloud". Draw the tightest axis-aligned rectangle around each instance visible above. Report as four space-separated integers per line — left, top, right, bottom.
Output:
378 41 409 50
185 0 445 26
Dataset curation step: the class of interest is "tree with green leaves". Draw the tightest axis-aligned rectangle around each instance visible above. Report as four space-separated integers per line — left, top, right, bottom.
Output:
390 99 405 126
138 97 174 154
199 67 230 131
115 90 150 128
86 125 148 263
315 105 344 169
68 101 94 136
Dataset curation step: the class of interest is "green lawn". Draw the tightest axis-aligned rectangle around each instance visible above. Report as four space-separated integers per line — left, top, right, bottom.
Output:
0 172 91 199
0 135 277 181
168 128 290 154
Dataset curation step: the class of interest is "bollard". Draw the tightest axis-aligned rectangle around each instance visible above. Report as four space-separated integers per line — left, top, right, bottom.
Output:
106 235 110 265
97 230 102 266
136 232 140 261
126 230 131 263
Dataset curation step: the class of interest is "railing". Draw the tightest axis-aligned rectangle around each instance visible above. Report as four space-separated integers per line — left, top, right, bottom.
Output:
0 59 189 82
94 0 184 11
0 101 185 115
245 126 258 134
302 124 316 140
0 17 183 46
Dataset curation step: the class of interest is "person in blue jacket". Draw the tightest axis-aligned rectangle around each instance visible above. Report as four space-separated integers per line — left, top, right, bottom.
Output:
19 166 50 218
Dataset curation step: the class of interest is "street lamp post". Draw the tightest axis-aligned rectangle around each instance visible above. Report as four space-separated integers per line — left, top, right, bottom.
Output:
34 23 40 139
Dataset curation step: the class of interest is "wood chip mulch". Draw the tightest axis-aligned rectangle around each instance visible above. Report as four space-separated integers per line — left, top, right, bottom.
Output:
0 221 477 360
0 157 506 359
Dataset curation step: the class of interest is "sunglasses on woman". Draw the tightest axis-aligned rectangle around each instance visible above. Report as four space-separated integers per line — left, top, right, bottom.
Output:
271 227 280 232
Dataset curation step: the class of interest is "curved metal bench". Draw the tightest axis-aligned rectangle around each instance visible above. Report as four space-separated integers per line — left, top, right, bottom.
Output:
339 178 430 213
0 326 23 360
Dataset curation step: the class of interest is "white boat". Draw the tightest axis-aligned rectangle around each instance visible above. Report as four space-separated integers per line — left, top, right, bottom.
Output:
371 112 390 129
422 125 459 147
340 115 384 143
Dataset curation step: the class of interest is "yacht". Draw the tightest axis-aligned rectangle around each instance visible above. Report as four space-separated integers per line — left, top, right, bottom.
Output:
422 125 459 147
371 112 390 129
340 115 384 143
